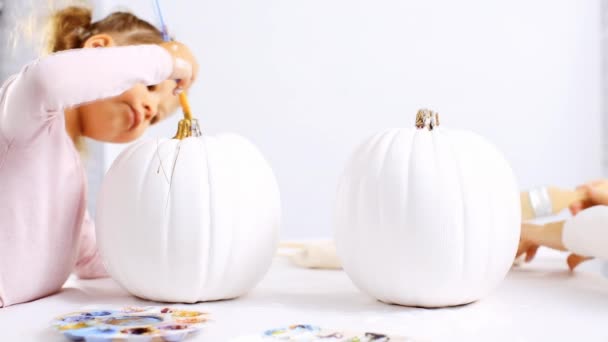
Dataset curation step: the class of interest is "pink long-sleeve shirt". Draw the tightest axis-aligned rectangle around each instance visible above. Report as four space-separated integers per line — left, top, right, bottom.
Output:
0 45 173 307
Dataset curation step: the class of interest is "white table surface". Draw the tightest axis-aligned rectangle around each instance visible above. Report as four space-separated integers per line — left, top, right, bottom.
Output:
1 250 608 342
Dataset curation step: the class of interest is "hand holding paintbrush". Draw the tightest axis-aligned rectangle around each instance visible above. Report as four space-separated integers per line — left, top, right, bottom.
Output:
154 0 200 138
521 186 587 220
518 180 608 270
159 41 198 95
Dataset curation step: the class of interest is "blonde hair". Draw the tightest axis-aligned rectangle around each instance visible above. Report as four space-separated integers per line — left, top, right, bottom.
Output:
47 6 164 53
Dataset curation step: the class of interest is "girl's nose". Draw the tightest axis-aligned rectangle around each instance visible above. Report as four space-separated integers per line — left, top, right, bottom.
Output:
142 99 158 121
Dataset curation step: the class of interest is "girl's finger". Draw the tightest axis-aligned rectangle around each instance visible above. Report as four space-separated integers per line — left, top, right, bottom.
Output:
588 187 608 206
173 78 193 95
516 243 529 259
525 245 539 262
172 58 193 84
569 202 582 215
567 253 593 271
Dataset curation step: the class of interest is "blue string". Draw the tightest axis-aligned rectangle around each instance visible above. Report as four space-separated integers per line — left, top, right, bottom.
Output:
153 0 171 42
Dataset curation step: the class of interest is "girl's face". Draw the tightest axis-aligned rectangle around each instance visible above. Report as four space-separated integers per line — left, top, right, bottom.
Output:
76 80 180 143
72 34 183 143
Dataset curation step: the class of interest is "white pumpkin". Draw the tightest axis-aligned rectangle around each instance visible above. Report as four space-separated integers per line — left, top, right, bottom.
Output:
96 134 280 303
334 110 520 307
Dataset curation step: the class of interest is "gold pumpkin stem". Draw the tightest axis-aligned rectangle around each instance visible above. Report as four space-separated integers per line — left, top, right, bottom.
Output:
173 92 202 139
415 109 440 131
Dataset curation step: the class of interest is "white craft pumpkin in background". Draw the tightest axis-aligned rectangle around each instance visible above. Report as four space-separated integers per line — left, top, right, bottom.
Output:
96 99 280 303
334 109 520 307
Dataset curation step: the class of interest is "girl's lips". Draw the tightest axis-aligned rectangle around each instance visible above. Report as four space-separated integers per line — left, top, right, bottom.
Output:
128 104 143 131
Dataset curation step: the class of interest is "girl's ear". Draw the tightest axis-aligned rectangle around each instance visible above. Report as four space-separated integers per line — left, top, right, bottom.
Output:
83 34 115 48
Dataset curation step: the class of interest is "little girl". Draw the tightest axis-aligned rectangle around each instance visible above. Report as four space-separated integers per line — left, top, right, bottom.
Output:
0 6 198 307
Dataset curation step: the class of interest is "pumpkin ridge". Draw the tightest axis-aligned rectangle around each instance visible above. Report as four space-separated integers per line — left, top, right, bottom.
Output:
483 138 497 295
202 137 215 298
222 137 244 298
430 128 446 296
337 130 373 298
154 138 171 185
430 127 456 300
405 129 426 303
159 140 179 296
188 137 211 302
208 135 231 298
165 142 183 212
360 129 395 301
400 128 417 303
134 141 161 298
377 129 404 302
444 130 468 290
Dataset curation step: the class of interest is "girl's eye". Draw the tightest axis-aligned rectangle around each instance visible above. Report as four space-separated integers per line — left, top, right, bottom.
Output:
147 85 158 91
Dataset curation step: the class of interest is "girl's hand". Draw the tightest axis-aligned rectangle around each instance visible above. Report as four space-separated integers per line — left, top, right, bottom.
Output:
516 222 567 263
160 41 199 94
516 224 541 263
517 179 608 271
565 180 608 270
569 179 608 215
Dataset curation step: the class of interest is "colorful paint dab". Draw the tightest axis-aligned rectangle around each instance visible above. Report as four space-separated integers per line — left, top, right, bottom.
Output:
50 306 209 341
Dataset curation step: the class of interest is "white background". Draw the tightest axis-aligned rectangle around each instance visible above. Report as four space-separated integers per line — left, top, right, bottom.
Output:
1 0 604 238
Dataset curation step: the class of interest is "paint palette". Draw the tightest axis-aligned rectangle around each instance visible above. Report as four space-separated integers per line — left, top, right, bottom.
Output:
232 324 415 341
51 306 209 341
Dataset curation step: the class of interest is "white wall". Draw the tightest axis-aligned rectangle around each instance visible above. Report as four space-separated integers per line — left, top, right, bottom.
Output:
603 2 608 173
95 0 600 238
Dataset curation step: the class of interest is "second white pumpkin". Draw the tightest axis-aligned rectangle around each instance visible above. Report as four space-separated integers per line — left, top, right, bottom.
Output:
335 113 520 307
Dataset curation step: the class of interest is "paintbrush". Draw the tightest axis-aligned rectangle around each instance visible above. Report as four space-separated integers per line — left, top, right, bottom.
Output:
153 0 198 139
521 186 586 220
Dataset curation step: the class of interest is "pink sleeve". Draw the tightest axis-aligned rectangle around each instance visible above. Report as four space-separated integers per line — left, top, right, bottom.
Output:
0 45 173 143
74 211 109 279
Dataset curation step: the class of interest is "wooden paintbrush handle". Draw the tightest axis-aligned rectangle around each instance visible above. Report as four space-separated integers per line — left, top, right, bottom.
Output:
548 187 586 213
521 186 586 220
